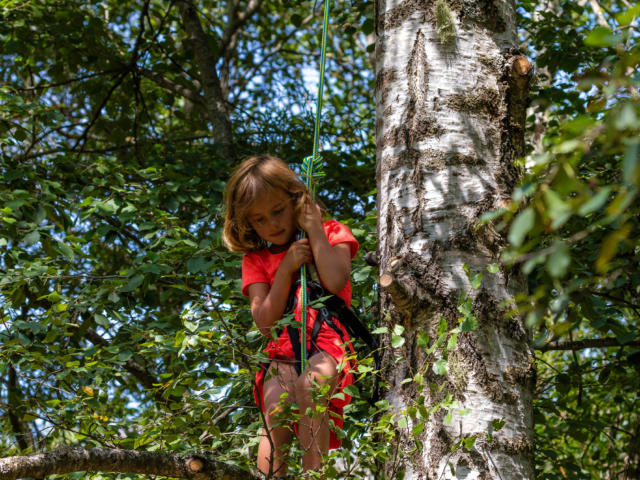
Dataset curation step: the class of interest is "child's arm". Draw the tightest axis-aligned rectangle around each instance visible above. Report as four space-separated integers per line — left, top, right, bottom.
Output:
248 240 311 337
299 204 351 294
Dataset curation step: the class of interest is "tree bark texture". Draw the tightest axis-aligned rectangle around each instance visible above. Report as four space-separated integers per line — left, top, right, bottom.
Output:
0 447 260 480
375 0 534 478
176 0 237 161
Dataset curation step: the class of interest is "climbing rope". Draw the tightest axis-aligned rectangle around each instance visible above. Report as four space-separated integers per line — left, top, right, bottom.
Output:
299 0 331 373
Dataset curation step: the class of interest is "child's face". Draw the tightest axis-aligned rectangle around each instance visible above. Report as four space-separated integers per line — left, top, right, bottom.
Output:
247 189 297 247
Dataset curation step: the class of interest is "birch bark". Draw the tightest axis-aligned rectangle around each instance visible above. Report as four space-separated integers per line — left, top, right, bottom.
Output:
375 1 535 478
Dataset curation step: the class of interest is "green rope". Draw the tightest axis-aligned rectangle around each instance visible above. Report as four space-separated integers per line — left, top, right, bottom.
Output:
299 0 331 373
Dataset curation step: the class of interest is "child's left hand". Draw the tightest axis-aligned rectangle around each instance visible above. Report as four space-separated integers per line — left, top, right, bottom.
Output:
297 202 323 236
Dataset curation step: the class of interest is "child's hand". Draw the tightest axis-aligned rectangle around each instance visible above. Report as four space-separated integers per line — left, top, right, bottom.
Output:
297 202 323 236
282 238 312 274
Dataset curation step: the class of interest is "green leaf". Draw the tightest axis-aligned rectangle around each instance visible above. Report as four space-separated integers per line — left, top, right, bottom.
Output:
578 187 611 216
460 316 478 332
343 384 359 397
371 326 388 334
94 313 109 326
183 320 197 332
546 242 570 278
186 256 209 273
432 359 447 376
491 418 506 431
98 198 119 215
584 26 621 47
437 318 448 336
487 263 499 274
470 272 482 290
615 331 636 345
444 409 453 425
120 274 144 292
417 331 430 348
508 207 535 247
55 241 75 261
463 435 477 451
446 332 458 350
54 303 67 312
412 423 425 435
596 224 631 273
392 332 405 349
46 291 61 303
361 18 374 35
23 230 41 245
616 4 640 26
397 416 408 429
118 350 133 362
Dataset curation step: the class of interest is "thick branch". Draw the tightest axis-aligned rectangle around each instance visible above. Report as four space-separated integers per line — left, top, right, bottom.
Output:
84 330 158 391
537 337 640 352
137 67 205 105
175 0 236 160
220 0 265 57
0 447 260 480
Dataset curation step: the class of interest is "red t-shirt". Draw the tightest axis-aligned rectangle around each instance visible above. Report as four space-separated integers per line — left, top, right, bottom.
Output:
242 219 358 302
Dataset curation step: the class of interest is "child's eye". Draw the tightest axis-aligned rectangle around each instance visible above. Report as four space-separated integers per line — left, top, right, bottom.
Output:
274 208 284 215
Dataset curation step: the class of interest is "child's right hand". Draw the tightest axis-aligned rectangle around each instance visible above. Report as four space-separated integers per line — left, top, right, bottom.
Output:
282 238 311 274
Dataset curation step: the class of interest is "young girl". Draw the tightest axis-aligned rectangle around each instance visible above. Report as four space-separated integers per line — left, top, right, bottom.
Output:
223 155 358 478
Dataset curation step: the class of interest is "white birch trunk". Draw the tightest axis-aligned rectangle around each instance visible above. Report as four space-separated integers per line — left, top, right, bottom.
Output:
375 0 535 478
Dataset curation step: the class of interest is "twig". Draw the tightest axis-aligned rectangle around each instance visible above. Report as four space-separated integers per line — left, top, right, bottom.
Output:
537 337 640 352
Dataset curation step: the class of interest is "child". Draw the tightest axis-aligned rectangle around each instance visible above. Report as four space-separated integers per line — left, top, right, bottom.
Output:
223 155 358 478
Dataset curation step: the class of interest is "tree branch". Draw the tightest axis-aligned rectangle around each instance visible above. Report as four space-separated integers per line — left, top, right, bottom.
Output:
220 0 265 58
13 69 124 92
71 70 129 152
136 66 204 105
130 0 152 66
84 329 159 391
175 0 236 160
7 364 33 452
21 135 215 160
537 337 640 352
0 447 260 480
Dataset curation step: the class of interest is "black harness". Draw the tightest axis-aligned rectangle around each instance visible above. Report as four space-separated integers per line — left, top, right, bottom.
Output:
282 279 379 375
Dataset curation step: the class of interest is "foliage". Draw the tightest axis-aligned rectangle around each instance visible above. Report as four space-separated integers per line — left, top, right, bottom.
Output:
502 1 640 478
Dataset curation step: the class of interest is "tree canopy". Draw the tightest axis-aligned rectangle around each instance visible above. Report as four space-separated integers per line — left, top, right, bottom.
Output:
1 0 638 479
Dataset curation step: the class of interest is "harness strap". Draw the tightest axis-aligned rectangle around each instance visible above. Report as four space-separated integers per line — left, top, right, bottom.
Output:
282 279 380 374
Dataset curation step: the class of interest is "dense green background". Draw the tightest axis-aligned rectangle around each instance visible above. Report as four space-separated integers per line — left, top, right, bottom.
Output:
1 0 638 478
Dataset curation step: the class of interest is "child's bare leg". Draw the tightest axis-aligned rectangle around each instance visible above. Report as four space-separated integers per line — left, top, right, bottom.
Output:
296 351 339 474
257 361 298 477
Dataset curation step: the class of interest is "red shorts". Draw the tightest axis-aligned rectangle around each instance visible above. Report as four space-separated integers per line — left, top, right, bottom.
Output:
253 313 355 449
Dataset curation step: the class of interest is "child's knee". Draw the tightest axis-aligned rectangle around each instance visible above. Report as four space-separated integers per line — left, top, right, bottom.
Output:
295 373 313 398
295 371 336 404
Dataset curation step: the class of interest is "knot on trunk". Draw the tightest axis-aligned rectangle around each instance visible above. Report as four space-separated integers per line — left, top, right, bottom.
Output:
380 256 429 312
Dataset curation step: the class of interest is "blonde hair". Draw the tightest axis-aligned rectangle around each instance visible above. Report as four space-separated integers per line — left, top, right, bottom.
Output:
223 155 311 253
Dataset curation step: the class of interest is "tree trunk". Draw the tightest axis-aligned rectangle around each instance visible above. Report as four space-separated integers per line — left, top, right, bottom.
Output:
375 0 535 478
